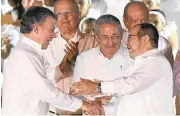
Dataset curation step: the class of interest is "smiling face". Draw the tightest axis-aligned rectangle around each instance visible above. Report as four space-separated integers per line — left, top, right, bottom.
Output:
124 4 149 32
97 24 122 59
38 16 56 49
126 26 143 59
54 0 80 40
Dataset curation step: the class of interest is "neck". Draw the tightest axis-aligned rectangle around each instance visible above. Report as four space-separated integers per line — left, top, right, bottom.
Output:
24 33 41 44
60 29 77 42
136 45 153 58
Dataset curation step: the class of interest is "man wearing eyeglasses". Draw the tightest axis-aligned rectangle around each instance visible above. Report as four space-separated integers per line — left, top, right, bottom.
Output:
42 0 98 115
70 14 133 115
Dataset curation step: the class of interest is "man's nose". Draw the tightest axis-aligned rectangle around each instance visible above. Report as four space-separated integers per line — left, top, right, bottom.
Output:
106 38 113 46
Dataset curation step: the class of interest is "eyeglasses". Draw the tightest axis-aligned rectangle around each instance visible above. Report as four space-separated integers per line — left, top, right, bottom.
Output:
99 35 121 42
56 11 75 18
128 34 143 39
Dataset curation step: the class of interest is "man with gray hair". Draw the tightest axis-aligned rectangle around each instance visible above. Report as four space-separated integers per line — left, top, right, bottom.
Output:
71 14 133 115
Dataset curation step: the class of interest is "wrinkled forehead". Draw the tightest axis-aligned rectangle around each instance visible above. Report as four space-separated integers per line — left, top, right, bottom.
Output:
99 24 120 35
127 10 147 21
54 0 75 13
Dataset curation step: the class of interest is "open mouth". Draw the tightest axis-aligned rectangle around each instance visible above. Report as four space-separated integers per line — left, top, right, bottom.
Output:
127 46 132 51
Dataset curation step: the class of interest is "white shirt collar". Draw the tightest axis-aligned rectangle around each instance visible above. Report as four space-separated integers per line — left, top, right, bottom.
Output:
21 35 42 51
135 48 160 60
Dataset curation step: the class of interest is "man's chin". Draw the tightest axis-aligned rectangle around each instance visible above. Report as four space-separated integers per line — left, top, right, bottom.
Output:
105 47 117 54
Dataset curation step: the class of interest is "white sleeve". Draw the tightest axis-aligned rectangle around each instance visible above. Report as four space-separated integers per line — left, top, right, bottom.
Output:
72 55 84 84
19 50 82 112
101 58 165 95
103 95 119 115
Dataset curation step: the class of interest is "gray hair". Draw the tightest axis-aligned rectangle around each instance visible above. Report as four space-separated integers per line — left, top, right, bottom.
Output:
95 14 122 34
54 0 79 12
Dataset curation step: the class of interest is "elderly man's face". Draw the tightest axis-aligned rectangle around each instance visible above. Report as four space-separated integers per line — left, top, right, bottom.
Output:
126 26 144 59
55 0 80 36
124 6 148 31
97 24 121 59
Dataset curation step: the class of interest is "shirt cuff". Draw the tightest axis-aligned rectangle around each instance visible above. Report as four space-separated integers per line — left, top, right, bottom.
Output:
54 66 66 82
101 81 115 94
68 97 82 112
103 104 117 115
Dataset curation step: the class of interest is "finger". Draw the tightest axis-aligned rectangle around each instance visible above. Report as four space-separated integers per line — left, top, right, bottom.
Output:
64 49 69 54
70 89 83 96
69 41 77 48
80 78 91 82
72 82 81 86
65 44 72 53
67 42 76 51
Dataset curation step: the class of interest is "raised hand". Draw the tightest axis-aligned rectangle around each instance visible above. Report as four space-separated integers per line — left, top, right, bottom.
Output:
64 41 79 64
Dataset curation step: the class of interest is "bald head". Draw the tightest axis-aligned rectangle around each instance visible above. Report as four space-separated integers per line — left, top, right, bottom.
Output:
123 1 149 31
54 0 79 13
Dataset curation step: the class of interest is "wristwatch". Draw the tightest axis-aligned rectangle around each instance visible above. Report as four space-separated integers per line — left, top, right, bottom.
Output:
97 83 102 93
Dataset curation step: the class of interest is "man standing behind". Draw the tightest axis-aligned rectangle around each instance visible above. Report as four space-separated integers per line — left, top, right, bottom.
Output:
2 6 95 115
43 0 98 91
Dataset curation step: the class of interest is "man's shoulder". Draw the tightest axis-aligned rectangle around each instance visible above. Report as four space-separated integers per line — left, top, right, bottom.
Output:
78 47 99 59
159 35 170 45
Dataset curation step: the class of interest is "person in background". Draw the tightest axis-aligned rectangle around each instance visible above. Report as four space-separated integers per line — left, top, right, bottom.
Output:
75 0 92 20
173 50 180 114
2 6 95 115
149 9 179 59
42 0 98 114
81 18 96 35
140 0 179 56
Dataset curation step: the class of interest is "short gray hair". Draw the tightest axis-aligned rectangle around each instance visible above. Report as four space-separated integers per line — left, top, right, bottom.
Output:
95 14 122 34
54 0 79 12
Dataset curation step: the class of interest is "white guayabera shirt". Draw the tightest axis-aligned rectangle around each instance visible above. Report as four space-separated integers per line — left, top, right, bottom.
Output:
101 49 174 115
2 35 82 115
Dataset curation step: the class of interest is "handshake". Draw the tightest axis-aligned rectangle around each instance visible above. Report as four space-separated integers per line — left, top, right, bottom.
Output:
68 78 112 115
80 99 105 115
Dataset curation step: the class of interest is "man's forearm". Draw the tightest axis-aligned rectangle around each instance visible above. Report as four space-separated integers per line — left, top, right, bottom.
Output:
59 55 73 75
